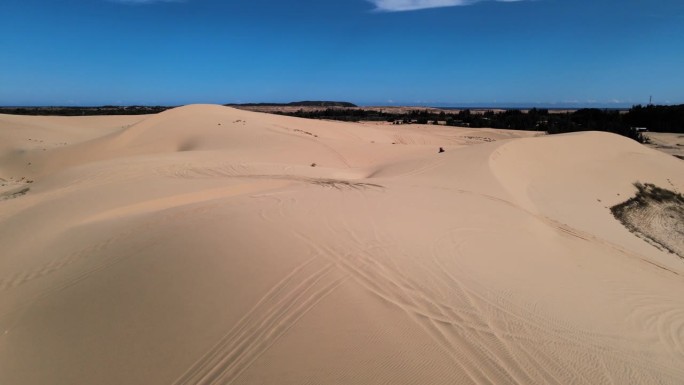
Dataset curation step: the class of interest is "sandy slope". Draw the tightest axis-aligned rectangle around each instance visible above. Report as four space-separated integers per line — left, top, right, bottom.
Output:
1 105 683 385
645 132 684 160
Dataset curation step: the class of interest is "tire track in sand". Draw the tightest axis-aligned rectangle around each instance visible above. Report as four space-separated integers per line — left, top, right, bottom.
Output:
430 227 684 384
290 185 684 384
172 257 347 385
292 229 502 385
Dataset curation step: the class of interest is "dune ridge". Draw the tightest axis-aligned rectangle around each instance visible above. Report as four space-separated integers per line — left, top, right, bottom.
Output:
1 105 683 385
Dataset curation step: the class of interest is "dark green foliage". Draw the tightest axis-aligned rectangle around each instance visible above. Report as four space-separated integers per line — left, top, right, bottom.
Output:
625 104 684 133
545 109 647 143
270 106 670 143
281 108 387 122
0 106 170 116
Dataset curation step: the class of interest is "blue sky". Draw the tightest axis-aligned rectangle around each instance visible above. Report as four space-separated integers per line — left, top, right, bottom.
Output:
1 0 683 106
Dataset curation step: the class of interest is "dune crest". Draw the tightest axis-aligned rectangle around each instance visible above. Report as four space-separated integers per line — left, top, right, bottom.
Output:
1 105 683 385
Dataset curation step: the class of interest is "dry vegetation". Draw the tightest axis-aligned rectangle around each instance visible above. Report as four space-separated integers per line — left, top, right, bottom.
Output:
612 183 684 258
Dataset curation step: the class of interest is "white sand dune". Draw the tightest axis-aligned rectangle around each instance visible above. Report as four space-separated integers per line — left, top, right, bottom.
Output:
1 105 683 385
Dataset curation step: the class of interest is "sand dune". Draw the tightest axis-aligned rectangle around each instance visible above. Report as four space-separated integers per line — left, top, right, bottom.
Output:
1 105 683 385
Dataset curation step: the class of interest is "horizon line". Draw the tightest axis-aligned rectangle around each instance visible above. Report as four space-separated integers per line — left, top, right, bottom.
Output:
1 101 678 109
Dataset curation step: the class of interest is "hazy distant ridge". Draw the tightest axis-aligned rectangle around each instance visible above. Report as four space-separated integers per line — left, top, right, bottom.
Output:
228 101 358 108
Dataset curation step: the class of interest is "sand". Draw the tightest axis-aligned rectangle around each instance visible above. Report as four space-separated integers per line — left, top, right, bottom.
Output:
645 132 684 160
1 104 683 385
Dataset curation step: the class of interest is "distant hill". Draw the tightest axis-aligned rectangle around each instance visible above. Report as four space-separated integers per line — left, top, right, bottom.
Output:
229 101 357 108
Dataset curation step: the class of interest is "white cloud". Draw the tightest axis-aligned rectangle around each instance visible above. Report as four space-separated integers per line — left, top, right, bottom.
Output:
368 0 526 12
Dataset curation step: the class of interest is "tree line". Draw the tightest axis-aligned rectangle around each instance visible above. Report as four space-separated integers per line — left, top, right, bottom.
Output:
275 104 684 143
0 106 170 116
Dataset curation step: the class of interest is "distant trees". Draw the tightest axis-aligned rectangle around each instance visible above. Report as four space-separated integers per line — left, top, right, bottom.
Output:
6 102 682 142
625 104 684 133
0 106 170 116
270 105 682 144
544 109 646 143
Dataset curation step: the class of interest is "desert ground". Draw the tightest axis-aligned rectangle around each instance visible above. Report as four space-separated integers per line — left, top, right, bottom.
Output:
645 132 684 160
1 104 683 385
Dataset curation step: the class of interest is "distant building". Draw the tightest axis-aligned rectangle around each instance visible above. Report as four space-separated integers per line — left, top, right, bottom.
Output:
633 127 649 132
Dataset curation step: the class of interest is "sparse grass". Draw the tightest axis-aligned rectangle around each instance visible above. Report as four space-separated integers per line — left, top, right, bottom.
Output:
611 183 684 258
613 183 683 208
1 187 30 201
309 179 383 191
